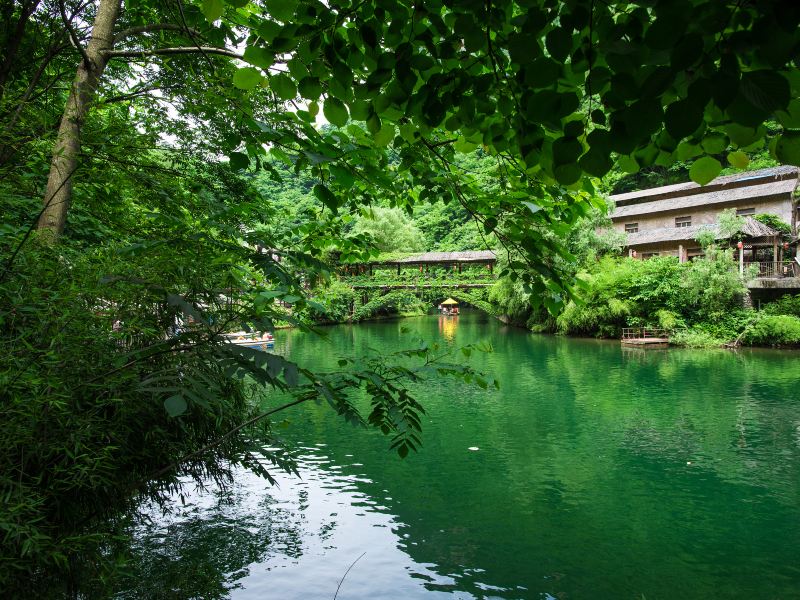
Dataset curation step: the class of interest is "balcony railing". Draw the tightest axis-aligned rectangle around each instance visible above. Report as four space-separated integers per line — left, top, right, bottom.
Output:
743 261 797 278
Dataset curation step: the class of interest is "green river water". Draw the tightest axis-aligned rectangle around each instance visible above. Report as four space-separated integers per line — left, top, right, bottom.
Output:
124 312 800 599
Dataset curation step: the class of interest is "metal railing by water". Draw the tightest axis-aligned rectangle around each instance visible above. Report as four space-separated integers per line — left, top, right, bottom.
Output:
621 327 669 340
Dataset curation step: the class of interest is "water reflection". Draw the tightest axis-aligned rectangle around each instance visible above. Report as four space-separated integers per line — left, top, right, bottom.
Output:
121 314 800 599
437 315 458 342
121 451 487 599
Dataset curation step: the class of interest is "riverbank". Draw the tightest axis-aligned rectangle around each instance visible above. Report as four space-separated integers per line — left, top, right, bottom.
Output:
489 254 800 350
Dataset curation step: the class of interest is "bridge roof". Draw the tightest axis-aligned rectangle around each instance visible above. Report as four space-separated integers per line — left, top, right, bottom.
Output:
371 250 497 265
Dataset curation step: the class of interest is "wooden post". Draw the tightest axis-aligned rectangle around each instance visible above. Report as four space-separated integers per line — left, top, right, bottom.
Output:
678 244 684 263
773 237 779 277
739 245 744 276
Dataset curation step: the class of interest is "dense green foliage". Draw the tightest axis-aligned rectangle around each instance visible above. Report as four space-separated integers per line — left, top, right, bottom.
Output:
352 206 425 252
741 314 800 346
492 247 800 348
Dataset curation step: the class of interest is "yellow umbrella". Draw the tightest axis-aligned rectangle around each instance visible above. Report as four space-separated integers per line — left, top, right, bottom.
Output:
441 298 459 305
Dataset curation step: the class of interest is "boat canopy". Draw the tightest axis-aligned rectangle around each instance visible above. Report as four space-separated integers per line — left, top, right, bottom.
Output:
441 298 459 305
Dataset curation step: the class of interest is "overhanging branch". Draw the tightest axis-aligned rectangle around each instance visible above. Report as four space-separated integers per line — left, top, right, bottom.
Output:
104 46 243 60
113 23 204 44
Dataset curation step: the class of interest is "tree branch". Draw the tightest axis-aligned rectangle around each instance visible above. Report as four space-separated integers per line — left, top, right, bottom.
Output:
104 46 242 60
100 86 160 104
58 0 92 67
113 23 204 44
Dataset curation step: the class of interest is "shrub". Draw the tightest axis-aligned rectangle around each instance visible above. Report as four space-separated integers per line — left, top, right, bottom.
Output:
352 290 426 321
311 280 358 322
762 294 800 318
670 328 726 348
741 315 800 346
0 244 280 594
556 296 631 337
655 309 683 330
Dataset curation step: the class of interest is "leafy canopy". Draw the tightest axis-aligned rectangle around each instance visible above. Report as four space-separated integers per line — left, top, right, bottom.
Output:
179 0 800 306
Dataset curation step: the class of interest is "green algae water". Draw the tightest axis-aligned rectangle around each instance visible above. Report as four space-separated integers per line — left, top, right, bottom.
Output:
123 312 800 599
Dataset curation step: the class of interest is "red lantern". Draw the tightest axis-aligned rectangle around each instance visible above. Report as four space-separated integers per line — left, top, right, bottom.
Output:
784 242 790 250
737 241 743 249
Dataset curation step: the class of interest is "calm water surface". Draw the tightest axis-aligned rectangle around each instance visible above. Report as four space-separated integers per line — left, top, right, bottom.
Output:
125 313 800 599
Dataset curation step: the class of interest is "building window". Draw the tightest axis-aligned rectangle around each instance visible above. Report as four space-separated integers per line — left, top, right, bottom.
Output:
736 207 755 216
641 252 660 259
624 222 639 233
675 216 692 228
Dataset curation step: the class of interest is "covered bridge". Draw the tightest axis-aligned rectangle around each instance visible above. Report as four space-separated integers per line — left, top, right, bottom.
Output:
343 250 497 276
378 250 497 270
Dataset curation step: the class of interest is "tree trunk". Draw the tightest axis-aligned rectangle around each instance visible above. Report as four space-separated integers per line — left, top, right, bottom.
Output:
37 0 121 236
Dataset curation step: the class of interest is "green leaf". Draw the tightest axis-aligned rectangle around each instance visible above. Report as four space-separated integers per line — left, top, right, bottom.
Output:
201 0 224 22
724 123 764 148
545 28 572 62
777 99 800 129
232 67 263 90
329 164 354 187
554 164 581 186
700 133 728 155
313 183 339 213
676 141 702 161
256 20 282 42
523 201 541 214
689 156 722 186
265 0 297 21
740 70 791 113
373 123 395 147
727 151 749 169
228 152 249 170
578 148 612 178
298 77 322 100
270 74 296 100
164 395 187 417
398 123 417 143
323 97 349 127
664 99 703 140
283 363 299 387
243 46 273 69
617 155 639 174
775 132 800 166
454 137 478 153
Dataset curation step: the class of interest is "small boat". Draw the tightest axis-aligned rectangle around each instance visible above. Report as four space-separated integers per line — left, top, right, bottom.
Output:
223 331 275 347
439 298 460 316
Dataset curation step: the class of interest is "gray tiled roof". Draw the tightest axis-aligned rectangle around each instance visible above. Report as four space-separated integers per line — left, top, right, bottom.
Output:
626 217 780 247
610 165 799 219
